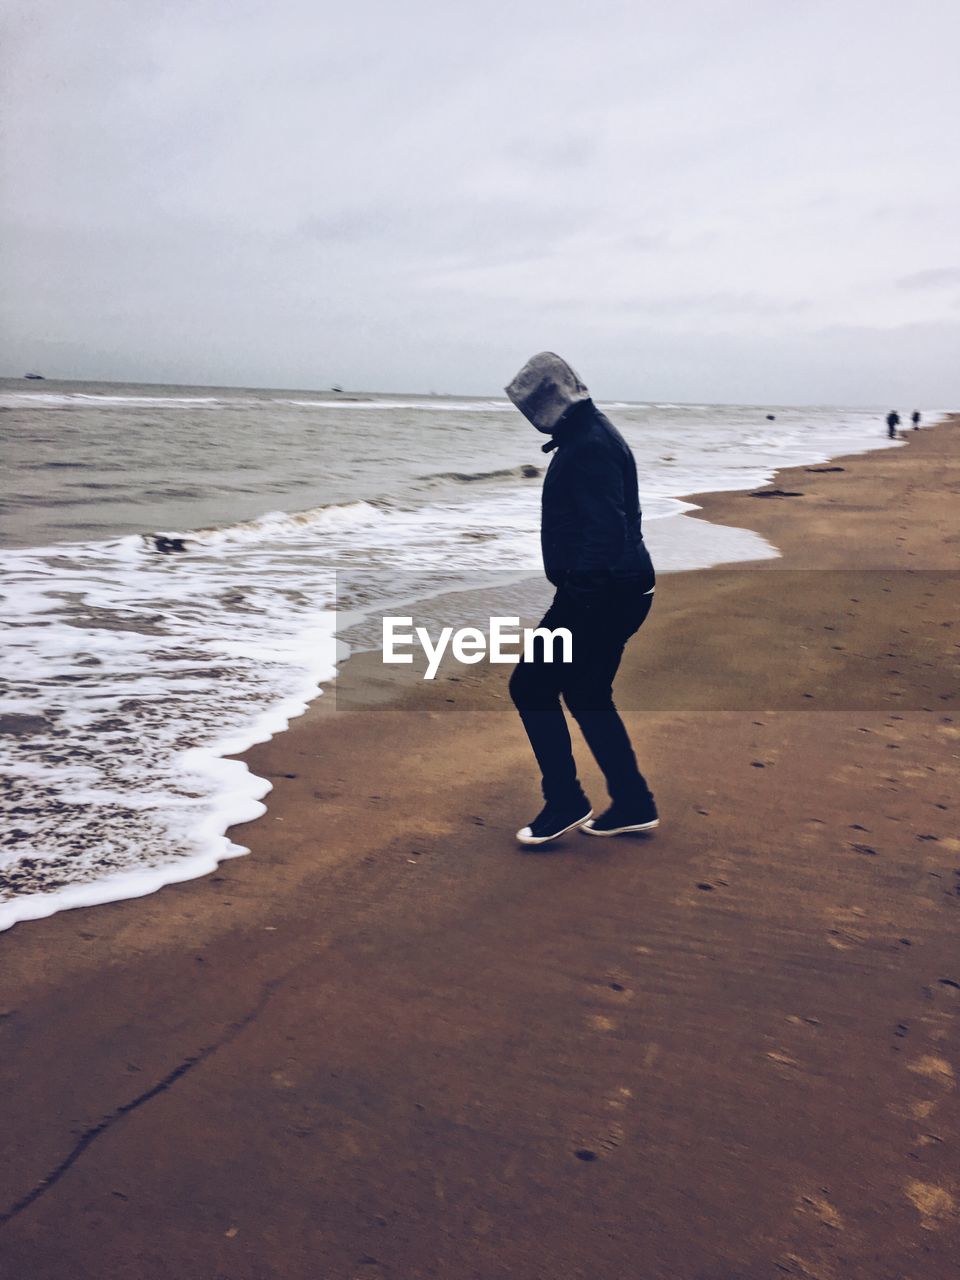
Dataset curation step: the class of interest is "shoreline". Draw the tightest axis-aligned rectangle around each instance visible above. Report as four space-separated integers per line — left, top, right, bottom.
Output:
0 412 912 932
1 417 958 1277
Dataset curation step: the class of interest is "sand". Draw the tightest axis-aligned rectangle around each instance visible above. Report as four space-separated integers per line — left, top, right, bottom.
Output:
0 418 958 1279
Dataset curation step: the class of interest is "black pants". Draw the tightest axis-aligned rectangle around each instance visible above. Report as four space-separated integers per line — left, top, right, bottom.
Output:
508 583 653 806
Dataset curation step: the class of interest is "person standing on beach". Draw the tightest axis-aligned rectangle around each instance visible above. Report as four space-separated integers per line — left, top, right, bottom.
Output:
912 411 921 430
505 352 658 846
887 410 901 439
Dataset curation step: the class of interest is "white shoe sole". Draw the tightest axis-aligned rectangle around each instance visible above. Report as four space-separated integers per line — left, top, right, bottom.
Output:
516 809 594 846
581 817 659 837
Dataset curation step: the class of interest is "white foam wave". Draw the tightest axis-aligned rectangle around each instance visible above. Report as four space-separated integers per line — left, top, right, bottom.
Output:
274 398 512 412
0 392 225 409
0 530 339 931
183 500 388 547
72 394 222 405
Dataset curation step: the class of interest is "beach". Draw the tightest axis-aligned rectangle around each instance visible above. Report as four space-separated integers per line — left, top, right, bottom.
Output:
1 417 958 1277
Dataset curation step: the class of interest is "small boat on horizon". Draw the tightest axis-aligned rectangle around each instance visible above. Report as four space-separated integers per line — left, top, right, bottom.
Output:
24 372 45 380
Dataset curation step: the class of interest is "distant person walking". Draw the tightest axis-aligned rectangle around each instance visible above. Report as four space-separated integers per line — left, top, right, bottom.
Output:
887 410 901 439
505 352 658 846
911 411 921 430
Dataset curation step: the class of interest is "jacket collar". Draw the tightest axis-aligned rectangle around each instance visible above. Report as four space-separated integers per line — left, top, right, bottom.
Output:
541 401 593 452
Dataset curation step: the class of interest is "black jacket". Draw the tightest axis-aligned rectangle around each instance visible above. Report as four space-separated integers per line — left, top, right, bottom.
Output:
505 351 655 601
541 403 654 593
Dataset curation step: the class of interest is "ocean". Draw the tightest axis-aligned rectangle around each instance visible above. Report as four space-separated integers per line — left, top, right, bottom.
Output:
0 379 920 930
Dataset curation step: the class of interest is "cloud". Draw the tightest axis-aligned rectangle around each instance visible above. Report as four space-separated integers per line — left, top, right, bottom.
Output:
897 267 960 290
2 0 959 403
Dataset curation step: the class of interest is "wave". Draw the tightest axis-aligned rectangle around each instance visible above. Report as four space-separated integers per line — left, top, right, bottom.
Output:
2 392 514 413
30 460 103 469
73 394 222 405
0 530 339 933
417 463 542 485
160 499 389 549
274 398 512 412
0 392 225 409
139 467 548 552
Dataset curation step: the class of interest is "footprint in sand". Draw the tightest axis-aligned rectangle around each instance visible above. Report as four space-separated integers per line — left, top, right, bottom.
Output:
596 1122 625 1154
781 1192 855 1279
904 1179 957 1230
766 1048 802 1071
795 1192 844 1231
914 1131 945 1149
774 1250 835 1278
572 1086 633 1162
600 977 634 1003
825 906 869 950
786 1014 822 1030
849 841 879 857
900 1097 938 1122
890 1011 957 1129
907 1054 955 1087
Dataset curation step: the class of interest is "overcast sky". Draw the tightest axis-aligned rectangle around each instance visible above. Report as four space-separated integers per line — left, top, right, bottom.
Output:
2 0 959 404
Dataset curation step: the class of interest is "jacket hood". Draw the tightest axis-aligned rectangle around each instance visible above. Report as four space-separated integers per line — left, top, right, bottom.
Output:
504 351 592 435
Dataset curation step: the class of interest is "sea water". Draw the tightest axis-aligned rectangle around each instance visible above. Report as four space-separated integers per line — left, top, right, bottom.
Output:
0 380 924 929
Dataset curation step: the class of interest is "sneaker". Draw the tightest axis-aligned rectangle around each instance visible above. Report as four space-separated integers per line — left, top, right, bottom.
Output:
516 798 593 846
581 797 659 836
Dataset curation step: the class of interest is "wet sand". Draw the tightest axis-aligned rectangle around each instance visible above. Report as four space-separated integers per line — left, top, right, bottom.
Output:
1 419 958 1278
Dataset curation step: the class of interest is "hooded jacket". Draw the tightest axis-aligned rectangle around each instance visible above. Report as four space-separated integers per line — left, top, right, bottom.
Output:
505 352 654 599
